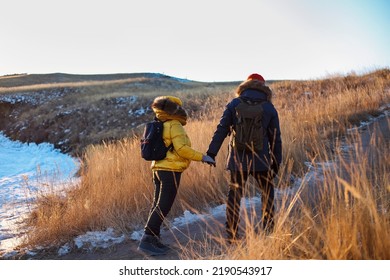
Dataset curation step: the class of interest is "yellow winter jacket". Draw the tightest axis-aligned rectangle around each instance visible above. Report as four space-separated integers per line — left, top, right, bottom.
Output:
151 119 203 172
149 95 203 172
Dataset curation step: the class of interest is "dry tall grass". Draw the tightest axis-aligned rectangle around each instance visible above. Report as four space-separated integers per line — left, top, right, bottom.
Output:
209 127 389 260
24 69 390 259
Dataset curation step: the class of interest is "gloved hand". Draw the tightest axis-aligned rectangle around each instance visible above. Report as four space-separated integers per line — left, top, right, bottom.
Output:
202 155 216 167
207 152 216 161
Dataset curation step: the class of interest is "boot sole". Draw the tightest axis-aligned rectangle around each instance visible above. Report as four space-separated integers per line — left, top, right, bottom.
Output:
137 246 167 256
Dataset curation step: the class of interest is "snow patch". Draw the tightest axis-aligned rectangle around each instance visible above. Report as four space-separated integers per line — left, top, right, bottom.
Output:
57 228 126 256
347 104 390 133
73 228 125 250
130 230 143 241
128 106 149 117
171 210 202 227
0 132 79 254
58 243 71 256
115 96 137 105
0 88 74 105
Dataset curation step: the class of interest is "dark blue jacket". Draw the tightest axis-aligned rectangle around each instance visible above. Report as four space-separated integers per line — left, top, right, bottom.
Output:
207 88 282 172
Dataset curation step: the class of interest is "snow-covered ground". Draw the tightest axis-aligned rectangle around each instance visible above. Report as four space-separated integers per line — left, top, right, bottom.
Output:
0 133 79 254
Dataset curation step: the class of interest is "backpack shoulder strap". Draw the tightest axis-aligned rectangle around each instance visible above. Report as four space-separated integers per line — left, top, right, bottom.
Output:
161 119 174 151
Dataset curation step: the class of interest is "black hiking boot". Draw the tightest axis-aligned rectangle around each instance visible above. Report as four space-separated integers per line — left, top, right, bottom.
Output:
138 235 170 256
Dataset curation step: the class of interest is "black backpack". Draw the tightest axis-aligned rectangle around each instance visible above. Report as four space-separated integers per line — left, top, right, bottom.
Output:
140 120 173 161
232 98 266 153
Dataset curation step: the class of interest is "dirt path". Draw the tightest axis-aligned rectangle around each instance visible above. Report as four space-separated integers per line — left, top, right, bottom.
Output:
23 196 271 260
298 113 389 207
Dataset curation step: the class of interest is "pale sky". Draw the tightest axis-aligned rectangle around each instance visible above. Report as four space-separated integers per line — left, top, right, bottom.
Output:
1 0 389 82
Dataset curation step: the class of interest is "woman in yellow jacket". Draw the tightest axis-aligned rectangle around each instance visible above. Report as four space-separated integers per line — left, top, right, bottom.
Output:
138 96 215 256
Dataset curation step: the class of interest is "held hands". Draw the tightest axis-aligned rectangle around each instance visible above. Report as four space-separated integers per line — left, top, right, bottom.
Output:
202 155 216 167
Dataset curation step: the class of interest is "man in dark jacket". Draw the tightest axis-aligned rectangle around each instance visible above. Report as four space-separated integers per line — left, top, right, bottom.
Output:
207 73 282 241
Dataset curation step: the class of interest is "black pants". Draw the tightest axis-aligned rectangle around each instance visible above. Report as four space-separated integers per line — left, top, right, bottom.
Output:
226 171 275 237
144 171 181 236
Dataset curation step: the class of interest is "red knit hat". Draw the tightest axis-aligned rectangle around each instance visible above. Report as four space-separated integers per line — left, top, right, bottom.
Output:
247 73 265 83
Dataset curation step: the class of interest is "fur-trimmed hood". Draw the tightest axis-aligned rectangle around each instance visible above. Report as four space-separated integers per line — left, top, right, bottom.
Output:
151 96 188 125
236 79 273 101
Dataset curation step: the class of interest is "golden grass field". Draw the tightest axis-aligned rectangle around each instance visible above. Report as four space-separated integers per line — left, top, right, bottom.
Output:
6 69 390 259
